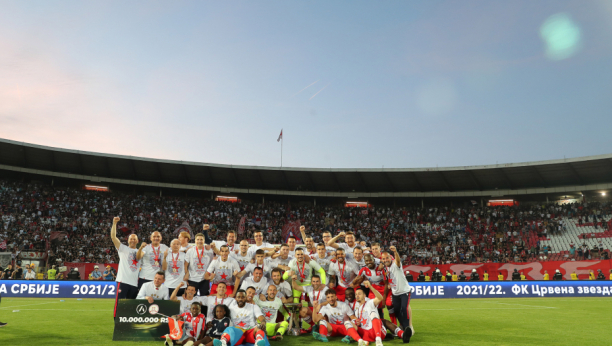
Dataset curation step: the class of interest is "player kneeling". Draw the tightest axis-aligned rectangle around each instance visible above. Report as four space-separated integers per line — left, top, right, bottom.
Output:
312 289 367 346
165 302 206 346
353 281 393 346
213 290 268 346
254 285 289 341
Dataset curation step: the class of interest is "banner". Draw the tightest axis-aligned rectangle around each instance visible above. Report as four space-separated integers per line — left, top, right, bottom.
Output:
21 251 47 260
0 252 12 268
403 259 612 281
238 216 246 235
174 220 193 238
113 300 180 341
0 280 117 298
282 220 302 244
408 280 612 299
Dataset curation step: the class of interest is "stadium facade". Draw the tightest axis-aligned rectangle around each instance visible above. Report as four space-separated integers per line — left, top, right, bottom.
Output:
0 137 611 205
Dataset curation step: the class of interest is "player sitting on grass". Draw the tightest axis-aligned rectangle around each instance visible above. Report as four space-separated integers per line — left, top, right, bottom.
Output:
312 289 365 345
292 274 328 333
191 304 232 346
213 289 268 346
254 285 290 341
165 302 206 346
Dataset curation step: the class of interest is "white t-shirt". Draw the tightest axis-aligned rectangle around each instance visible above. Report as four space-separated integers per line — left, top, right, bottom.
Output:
319 301 354 325
287 258 322 285
358 266 385 287
303 285 329 304
353 298 381 330
247 242 274 259
206 257 241 285
185 246 214 282
385 262 410 295
230 252 252 272
253 296 285 323
243 258 274 279
310 254 333 273
136 281 169 300
177 296 201 315
164 251 187 288
239 277 268 295
337 242 358 255
227 300 263 330
328 260 360 288
213 240 239 253
269 255 293 269
265 279 292 299
138 244 169 280
200 295 235 321
116 244 141 287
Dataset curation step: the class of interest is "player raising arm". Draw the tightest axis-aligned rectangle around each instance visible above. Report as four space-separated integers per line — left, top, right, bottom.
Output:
110 216 141 300
312 289 365 345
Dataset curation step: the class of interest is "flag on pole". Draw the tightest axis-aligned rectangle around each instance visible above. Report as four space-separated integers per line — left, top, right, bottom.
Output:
277 129 283 142
0 240 6 250
238 216 246 235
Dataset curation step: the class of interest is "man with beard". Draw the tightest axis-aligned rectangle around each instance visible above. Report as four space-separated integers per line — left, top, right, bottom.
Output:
186 233 214 297
171 282 200 315
254 285 290 341
163 239 189 297
230 240 253 272
238 267 268 295
292 274 328 333
239 250 274 280
310 243 333 273
269 244 293 270
347 247 367 268
264 268 293 302
381 246 413 343
136 271 170 302
111 216 140 300
352 281 391 346
328 248 360 301
283 248 326 303
136 230 169 289
205 245 243 295
312 289 364 345
328 231 359 256
200 282 235 322
300 226 335 256
353 254 392 321
302 236 318 256
213 290 268 346
211 230 239 254
247 230 276 259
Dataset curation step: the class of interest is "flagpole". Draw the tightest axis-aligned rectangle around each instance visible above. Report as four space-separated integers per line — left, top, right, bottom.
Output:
281 135 283 167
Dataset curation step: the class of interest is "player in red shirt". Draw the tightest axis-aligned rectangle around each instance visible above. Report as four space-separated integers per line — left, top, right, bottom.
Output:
166 302 206 346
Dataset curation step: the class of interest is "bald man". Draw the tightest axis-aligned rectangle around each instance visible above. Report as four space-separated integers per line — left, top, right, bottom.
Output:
136 230 169 289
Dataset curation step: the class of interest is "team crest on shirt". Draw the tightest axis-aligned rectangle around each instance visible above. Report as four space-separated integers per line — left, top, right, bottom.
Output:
128 252 139 271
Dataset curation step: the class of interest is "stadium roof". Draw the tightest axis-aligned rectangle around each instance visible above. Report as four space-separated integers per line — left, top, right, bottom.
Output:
1 137 611 198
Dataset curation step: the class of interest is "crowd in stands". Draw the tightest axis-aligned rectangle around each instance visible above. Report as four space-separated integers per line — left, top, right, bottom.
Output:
1 178 611 269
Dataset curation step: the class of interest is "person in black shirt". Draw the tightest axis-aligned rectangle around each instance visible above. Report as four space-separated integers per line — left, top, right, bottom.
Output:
445 271 452 282
12 265 23 280
405 270 414 282
196 304 231 346
67 268 81 280
459 271 467 281
511 269 521 281
553 269 563 281
1 265 13 280
469 269 479 281
596 269 605 280
432 269 442 282
417 271 425 282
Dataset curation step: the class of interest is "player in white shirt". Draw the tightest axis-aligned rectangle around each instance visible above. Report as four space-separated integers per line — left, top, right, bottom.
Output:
185 233 214 296
310 243 333 273
213 290 267 346
328 231 359 255
205 245 243 295
328 248 360 301
136 231 169 289
292 274 328 333
163 239 189 297
264 268 292 301
246 230 275 259
238 249 274 279
286 236 297 257
298 226 317 256
346 247 367 268
110 216 140 299
353 281 388 346
178 230 193 253
210 230 239 254
238 267 268 295
229 240 252 272
136 271 170 302
312 289 363 345
199 282 235 321
254 285 289 341
268 244 293 270
381 246 412 343
282 248 326 303
170 282 200 315
353 254 390 319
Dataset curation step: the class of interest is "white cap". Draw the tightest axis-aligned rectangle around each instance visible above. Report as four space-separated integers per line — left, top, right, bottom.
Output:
94 265 99 269
436 269 440 273
556 269 560 273
405 270 410 274
472 269 476 273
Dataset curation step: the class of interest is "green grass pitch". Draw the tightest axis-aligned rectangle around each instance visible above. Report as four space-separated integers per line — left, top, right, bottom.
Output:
1 297 610 345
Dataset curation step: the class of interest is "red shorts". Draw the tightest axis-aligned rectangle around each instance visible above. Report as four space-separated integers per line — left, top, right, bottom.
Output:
357 327 386 342
335 286 348 301
210 284 234 296
235 328 262 345
325 323 350 337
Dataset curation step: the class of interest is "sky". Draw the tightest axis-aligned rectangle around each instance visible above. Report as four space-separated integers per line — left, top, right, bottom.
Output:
1 1 612 169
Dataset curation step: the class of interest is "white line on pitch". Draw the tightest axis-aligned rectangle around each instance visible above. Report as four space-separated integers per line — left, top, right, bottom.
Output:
0 302 59 309
489 302 557 309
10 309 111 311
413 307 555 311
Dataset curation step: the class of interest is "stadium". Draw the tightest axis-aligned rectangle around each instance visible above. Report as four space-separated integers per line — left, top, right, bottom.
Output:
1 137 611 346
2 2 612 346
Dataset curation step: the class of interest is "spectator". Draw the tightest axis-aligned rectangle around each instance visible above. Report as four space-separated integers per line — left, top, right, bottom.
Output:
89 265 102 280
67 268 81 280
596 270 605 280
11 264 22 280
103 265 116 281
24 265 36 280
459 271 466 281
